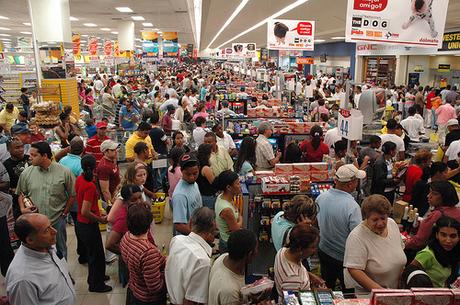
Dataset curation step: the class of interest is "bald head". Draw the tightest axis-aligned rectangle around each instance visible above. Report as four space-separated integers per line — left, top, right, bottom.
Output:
15 213 56 251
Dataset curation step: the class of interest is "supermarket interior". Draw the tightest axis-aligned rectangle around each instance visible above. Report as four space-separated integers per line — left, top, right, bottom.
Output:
2 0 460 305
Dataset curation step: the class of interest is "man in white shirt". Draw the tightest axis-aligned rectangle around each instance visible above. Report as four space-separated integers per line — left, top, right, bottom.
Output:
444 139 460 162
400 106 425 142
304 80 315 99
212 123 237 157
208 230 258 305
379 119 405 160
236 87 249 100
159 92 179 113
193 116 208 148
354 86 362 109
324 127 342 156
166 207 216 305
93 75 104 93
112 79 123 98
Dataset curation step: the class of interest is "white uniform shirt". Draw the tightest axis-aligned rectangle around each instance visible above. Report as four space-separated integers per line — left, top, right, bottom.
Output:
400 115 425 142
379 134 405 153
165 232 212 305
445 139 460 161
217 132 236 151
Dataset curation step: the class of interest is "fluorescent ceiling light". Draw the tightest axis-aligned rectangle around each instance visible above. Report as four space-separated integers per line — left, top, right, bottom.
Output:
111 31 118 34
142 22 153 27
314 39 325 42
23 22 31 26
331 36 345 40
135 38 142 42
0 16 9 20
0 33 11 37
84 23 97 27
70 16 79 21
157 31 163 34
116 7 133 13
20 31 32 35
216 0 309 49
131 16 145 21
81 34 89 37
0 38 11 41
207 0 249 49
135 45 141 48
100 28 110 31
0 27 10 31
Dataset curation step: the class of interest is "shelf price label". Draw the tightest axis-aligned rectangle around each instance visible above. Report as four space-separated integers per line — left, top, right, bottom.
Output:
338 108 363 140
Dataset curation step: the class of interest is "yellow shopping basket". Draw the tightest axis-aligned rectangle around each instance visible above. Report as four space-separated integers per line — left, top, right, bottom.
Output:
151 193 167 224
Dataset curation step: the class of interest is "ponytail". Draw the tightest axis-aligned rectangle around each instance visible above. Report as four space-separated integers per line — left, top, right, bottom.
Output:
80 155 97 182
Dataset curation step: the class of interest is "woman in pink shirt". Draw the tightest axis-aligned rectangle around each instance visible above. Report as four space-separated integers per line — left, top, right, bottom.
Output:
311 99 329 121
405 181 460 251
436 102 457 140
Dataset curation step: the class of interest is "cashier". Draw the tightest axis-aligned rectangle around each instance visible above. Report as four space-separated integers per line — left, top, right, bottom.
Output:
299 125 329 162
255 122 281 171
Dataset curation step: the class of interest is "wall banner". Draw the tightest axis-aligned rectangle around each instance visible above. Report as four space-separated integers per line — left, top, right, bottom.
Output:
345 0 449 48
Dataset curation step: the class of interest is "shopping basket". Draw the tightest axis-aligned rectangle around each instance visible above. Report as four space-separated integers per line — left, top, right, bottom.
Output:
151 192 167 224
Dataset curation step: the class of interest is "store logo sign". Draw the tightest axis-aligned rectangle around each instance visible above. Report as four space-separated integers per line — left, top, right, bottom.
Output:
352 17 362 27
353 0 388 12
352 29 364 35
357 44 377 51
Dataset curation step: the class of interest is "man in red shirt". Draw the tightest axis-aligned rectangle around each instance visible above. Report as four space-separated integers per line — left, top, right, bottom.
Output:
85 121 110 164
95 140 121 206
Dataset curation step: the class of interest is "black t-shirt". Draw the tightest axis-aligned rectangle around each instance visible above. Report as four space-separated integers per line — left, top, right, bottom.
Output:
20 94 30 106
4 155 30 188
445 129 460 147
149 127 168 155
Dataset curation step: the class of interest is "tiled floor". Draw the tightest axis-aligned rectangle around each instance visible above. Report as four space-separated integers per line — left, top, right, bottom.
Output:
0 204 174 305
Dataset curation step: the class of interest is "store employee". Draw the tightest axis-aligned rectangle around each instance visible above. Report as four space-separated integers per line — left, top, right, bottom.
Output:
255 122 281 171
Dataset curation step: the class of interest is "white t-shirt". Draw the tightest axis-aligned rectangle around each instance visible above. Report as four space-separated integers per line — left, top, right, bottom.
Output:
343 218 407 296
94 79 104 92
379 133 405 153
193 127 208 147
400 116 424 142
217 132 236 151
324 127 342 156
208 254 245 305
445 139 460 161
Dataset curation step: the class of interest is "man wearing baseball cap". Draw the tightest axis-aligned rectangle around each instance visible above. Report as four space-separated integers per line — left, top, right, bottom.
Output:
445 118 460 147
316 164 365 290
85 121 110 165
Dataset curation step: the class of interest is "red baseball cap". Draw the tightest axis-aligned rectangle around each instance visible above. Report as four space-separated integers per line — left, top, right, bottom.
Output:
96 121 108 129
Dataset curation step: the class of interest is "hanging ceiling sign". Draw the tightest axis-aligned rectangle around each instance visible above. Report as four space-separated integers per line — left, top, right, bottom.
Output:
231 43 257 58
267 19 315 51
345 0 449 48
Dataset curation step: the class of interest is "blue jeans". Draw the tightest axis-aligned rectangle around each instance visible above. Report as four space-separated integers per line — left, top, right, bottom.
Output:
201 195 217 210
53 216 67 260
153 167 167 191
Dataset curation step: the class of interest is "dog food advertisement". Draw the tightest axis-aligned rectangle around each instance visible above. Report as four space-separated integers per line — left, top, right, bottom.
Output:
345 0 449 48
267 19 315 51
231 43 257 58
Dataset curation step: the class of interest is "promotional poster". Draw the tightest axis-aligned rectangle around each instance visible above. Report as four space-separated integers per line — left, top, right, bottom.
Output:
141 31 159 57
231 43 257 58
345 0 449 48
162 32 179 57
267 19 315 51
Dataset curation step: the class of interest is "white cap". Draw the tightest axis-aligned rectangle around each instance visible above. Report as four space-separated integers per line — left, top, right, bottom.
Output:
447 119 459 127
100 140 121 152
335 164 366 182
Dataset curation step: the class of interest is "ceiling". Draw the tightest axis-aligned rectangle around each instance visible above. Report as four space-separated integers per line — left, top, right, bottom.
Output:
0 0 195 48
201 0 460 50
1 0 460 51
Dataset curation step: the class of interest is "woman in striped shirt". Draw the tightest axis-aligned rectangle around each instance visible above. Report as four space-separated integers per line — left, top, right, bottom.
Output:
120 204 167 305
274 224 321 296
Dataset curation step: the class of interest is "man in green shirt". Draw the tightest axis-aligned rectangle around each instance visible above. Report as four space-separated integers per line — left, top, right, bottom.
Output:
16 141 76 260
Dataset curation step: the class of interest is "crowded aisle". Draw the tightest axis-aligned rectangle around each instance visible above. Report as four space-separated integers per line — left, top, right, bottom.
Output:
1 1 460 305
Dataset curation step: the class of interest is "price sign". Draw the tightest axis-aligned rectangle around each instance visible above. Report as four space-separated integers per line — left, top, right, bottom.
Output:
337 108 363 140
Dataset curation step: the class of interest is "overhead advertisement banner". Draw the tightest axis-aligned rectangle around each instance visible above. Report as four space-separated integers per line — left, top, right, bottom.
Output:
114 41 120 57
440 32 460 51
104 40 113 56
88 36 98 55
142 31 159 57
162 32 179 57
231 43 256 58
72 33 81 58
345 0 449 48
267 19 315 51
